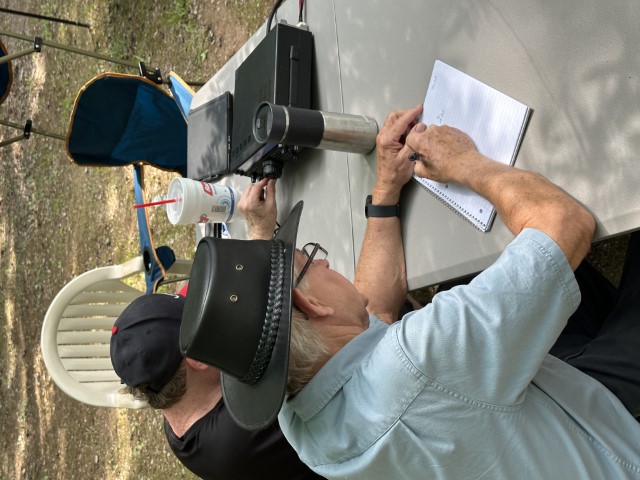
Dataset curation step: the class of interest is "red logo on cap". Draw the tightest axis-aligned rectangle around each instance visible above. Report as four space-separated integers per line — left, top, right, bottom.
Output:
112 326 118 334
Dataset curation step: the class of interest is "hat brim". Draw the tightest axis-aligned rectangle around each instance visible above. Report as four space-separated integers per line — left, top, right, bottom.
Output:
221 201 303 430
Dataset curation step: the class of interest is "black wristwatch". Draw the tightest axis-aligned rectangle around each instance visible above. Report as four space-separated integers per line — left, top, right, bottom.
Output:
365 195 400 218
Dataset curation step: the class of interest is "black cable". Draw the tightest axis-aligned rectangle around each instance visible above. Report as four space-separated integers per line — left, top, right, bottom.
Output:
298 0 305 23
266 0 286 36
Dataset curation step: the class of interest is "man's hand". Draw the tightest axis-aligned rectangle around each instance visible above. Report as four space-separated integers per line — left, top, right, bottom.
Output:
372 104 423 204
407 123 477 184
407 123 595 270
238 178 277 240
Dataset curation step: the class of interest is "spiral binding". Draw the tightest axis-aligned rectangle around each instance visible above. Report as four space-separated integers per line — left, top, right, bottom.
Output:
414 179 495 232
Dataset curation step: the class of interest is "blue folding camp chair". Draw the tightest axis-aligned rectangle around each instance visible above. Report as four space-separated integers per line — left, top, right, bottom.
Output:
67 73 188 175
66 72 193 293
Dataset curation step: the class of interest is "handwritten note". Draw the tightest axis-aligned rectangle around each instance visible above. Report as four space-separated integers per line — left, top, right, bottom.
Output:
413 60 531 231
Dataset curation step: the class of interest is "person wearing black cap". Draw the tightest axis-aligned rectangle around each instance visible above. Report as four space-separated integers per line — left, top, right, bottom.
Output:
179 106 640 479
110 178 324 480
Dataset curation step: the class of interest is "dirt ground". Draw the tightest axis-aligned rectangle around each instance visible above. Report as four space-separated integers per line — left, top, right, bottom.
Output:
0 1 632 479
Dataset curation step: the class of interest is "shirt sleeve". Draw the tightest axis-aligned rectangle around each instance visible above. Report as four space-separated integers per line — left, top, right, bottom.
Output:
396 229 581 406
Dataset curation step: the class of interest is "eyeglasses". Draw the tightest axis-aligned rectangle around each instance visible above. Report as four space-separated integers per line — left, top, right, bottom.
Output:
295 243 328 287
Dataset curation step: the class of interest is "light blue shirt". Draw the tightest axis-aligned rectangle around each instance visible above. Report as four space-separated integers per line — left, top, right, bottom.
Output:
279 229 640 479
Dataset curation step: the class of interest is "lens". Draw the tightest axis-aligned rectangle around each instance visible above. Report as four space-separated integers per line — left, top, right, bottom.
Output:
253 103 273 143
252 102 288 144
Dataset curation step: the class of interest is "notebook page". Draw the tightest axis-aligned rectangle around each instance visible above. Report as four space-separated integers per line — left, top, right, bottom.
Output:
413 60 530 231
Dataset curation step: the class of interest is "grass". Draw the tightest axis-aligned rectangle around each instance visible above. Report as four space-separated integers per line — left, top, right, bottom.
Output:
164 0 192 26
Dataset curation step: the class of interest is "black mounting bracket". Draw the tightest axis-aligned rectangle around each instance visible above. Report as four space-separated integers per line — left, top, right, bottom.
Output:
23 119 32 138
138 62 162 84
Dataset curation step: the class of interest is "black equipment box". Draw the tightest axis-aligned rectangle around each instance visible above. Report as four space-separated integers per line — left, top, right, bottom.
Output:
230 22 313 178
186 22 313 181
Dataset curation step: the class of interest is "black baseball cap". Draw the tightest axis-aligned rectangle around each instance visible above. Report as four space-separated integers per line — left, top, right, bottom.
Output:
110 293 185 392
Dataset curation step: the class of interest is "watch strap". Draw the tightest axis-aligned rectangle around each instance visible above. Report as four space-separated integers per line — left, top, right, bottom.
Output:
365 195 400 218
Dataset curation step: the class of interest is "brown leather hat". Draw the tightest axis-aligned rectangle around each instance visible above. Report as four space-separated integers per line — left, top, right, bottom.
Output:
180 201 302 430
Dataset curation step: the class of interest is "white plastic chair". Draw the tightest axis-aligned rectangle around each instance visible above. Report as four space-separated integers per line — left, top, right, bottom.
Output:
41 256 192 408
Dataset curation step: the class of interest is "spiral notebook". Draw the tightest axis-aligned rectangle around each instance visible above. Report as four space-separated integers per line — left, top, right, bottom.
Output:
413 60 531 232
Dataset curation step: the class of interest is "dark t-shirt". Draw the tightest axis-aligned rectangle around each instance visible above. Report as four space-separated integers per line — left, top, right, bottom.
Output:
164 399 323 480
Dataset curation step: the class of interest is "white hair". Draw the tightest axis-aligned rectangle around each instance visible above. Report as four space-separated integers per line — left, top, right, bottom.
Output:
287 272 329 395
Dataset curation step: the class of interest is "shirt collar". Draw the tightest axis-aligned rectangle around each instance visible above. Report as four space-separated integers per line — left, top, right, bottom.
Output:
284 315 388 422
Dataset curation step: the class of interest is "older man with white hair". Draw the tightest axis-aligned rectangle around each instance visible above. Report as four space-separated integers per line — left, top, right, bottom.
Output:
181 105 640 480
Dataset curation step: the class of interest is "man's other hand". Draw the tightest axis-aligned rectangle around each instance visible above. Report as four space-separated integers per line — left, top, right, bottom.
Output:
238 178 277 240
